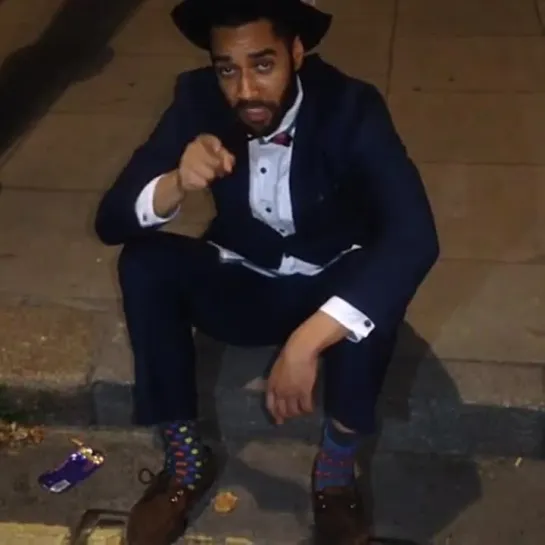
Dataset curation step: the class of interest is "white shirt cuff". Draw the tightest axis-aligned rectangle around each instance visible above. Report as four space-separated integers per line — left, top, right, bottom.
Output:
320 296 375 343
135 175 180 227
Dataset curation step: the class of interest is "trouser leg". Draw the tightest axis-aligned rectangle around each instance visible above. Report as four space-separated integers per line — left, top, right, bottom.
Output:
117 231 323 425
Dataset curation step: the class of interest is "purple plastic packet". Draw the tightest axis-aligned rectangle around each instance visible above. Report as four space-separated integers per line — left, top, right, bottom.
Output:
38 439 105 493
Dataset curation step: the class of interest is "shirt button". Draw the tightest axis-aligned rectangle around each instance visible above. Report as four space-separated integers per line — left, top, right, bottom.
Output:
364 319 372 328
260 167 267 174
143 214 148 222
265 207 272 213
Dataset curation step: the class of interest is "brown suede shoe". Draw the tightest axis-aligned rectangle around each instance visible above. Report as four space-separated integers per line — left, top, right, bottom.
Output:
313 481 424 545
313 484 369 545
126 447 217 545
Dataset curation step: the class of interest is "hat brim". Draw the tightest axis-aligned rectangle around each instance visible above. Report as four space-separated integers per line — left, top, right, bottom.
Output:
171 0 332 52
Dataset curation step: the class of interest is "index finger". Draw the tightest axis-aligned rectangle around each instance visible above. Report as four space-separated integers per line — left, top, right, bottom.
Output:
200 136 234 176
218 148 235 174
300 391 314 414
200 134 224 153
266 391 278 422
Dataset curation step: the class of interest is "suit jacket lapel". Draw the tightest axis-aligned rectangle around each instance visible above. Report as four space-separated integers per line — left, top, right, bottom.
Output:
289 55 331 229
218 131 250 213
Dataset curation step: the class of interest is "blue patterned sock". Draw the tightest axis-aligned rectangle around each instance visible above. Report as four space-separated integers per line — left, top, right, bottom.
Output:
162 420 205 489
314 420 359 490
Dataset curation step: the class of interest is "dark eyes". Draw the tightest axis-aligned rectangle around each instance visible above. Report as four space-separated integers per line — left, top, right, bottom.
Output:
217 66 235 77
217 61 274 78
255 61 273 73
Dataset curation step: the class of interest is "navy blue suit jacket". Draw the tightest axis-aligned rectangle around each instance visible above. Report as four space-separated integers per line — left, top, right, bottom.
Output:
95 54 439 332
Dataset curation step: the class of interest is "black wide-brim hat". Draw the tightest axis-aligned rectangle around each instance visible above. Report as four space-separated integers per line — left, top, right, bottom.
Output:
171 0 333 52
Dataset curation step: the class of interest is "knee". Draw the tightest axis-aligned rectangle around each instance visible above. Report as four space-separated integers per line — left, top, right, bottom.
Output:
117 232 201 295
117 236 159 291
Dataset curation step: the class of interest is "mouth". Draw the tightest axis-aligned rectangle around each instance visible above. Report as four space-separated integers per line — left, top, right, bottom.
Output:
242 107 270 124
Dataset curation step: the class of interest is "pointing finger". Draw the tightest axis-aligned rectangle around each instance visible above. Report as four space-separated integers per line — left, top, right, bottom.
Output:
200 134 224 154
219 149 235 174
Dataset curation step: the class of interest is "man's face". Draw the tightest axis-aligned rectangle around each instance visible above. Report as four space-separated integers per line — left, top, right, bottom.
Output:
210 19 304 137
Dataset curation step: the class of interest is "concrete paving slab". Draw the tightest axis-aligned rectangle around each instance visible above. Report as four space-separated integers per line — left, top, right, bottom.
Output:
538 1 545 29
0 0 65 58
0 0 63 30
391 36 545 92
0 429 160 531
0 302 95 389
317 0 396 24
159 189 216 244
315 0 394 86
0 189 118 301
216 340 545 410
431 456 545 545
173 189 217 225
166 220 214 240
208 337 545 458
374 451 545 545
1 428 544 545
0 0 154 162
317 22 390 87
408 261 545 364
396 0 542 37
388 92 545 164
404 358 545 409
0 186 220 304
209 383 545 458
51 54 192 116
420 164 545 262
0 524 124 545
90 307 134 427
91 311 132 386
405 261 502 352
0 112 157 191
110 0 205 57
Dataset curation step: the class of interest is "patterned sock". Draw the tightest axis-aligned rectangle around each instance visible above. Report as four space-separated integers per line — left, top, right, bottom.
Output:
162 420 205 489
314 420 360 490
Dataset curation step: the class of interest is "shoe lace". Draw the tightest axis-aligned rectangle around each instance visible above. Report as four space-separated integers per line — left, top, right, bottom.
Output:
137 467 189 504
137 467 155 485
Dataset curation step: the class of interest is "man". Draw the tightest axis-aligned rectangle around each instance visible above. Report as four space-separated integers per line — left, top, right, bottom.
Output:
94 0 439 543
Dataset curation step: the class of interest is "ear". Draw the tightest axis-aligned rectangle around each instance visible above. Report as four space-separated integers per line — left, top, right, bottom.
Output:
292 36 304 71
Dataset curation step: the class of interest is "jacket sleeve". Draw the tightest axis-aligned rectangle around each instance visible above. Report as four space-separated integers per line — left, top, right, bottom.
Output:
94 74 198 245
331 84 440 332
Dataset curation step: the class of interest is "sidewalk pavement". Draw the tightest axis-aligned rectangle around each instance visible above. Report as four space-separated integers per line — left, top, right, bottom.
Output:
1 429 545 545
1 0 545 543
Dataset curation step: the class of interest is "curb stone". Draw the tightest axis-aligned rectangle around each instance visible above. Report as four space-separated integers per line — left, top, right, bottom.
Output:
0 524 262 545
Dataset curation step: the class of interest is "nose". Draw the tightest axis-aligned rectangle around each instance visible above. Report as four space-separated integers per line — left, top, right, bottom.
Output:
237 72 258 101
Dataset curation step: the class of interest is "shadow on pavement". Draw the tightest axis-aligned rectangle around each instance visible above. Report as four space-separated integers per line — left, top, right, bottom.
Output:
0 0 146 158
359 323 482 544
195 322 484 544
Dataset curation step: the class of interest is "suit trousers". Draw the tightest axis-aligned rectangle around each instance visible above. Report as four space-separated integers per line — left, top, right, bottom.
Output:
118 231 399 435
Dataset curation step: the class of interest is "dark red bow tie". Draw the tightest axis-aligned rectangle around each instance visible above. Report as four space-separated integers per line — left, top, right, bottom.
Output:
268 131 293 147
247 131 293 147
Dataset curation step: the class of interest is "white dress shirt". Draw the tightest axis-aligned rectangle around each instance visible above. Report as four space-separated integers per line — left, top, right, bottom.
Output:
135 77 375 342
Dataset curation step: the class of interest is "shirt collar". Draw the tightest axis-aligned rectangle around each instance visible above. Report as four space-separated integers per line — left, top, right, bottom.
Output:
259 76 303 144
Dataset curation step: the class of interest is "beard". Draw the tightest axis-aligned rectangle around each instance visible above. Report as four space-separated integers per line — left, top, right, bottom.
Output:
234 69 298 138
